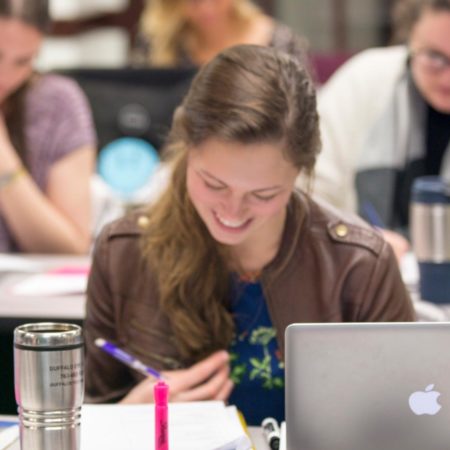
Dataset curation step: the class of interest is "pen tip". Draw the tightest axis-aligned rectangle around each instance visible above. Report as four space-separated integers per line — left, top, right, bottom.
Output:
95 338 105 347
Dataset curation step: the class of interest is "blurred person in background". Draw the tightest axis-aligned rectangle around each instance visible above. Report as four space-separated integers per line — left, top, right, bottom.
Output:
0 0 96 253
131 0 308 68
311 0 450 262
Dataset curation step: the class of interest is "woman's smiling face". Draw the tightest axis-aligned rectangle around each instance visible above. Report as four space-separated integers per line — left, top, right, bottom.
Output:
186 137 299 247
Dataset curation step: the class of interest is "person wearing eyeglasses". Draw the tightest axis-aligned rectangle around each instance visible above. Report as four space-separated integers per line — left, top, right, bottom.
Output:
309 0 450 262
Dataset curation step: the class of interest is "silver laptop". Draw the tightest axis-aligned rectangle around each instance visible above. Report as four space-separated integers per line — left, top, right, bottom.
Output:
285 322 450 450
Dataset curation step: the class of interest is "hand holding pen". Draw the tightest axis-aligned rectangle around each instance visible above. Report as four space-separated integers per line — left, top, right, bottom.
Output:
95 338 233 404
95 338 162 379
123 350 233 404
95 339 170 450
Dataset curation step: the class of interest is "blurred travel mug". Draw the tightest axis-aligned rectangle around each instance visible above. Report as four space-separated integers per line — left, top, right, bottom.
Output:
14 323 84 450
411 176 450 303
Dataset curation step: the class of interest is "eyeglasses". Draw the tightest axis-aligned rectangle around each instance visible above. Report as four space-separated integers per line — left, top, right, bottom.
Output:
410 48 450 73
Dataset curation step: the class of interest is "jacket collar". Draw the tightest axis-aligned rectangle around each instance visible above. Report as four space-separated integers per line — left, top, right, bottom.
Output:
263 190 308 283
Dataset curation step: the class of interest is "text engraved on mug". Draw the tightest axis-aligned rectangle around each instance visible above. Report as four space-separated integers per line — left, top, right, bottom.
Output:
49 362 84 388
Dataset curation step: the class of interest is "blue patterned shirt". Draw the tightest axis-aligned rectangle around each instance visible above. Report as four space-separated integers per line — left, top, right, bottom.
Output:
228 278 285 426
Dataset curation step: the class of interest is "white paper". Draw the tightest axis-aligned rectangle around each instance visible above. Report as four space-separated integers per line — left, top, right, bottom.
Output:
0 424 19 450
81 402 252 450
0 254 44 273
11 273 87 296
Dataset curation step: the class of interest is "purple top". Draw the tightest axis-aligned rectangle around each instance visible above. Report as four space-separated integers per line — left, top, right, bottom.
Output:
0 74 97 252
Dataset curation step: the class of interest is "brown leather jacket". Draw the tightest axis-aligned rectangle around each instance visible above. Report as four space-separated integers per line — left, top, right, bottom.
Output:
84 192 415 403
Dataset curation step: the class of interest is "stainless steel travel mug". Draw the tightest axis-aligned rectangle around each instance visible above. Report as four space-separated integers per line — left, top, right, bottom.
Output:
411 176 450 303
14 323 84 450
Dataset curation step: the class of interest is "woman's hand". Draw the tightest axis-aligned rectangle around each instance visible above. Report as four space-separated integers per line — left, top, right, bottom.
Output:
380 228 410 264
120 350 233 404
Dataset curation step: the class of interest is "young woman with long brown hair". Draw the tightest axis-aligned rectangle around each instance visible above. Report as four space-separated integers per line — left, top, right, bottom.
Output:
85 45 414 425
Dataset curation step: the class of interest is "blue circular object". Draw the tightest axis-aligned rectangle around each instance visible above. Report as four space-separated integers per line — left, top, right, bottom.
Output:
98 137 160 197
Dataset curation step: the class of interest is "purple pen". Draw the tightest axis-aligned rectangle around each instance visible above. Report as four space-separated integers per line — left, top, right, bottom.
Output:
95 338 162 379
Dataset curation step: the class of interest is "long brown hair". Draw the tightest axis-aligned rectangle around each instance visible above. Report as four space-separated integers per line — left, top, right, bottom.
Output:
391 0 450 44
142 45 321 363
1 0 50 164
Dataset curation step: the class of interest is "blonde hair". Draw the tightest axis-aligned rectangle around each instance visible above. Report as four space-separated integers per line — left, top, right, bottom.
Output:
139 0 262 66
142 45 320 363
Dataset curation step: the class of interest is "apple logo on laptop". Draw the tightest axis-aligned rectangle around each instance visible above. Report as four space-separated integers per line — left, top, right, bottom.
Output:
408 384 442 415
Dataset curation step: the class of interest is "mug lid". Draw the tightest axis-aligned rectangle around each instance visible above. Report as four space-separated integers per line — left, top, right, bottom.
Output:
411 176 450 204
14 323 83 348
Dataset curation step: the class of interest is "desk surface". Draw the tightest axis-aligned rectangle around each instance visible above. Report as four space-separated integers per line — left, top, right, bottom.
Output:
1 252 450 321
0 254 89 320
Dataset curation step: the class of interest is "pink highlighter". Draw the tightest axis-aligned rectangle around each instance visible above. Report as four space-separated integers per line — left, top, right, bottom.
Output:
154 380 169 450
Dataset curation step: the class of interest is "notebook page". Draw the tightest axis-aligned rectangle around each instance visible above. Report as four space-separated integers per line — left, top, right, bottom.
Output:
81 402 251 450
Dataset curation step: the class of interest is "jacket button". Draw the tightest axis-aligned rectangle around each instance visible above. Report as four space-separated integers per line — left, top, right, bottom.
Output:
335 224 348 238
137 216 150 229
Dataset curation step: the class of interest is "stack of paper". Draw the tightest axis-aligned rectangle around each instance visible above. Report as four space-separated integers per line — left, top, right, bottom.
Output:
81 401 252 450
